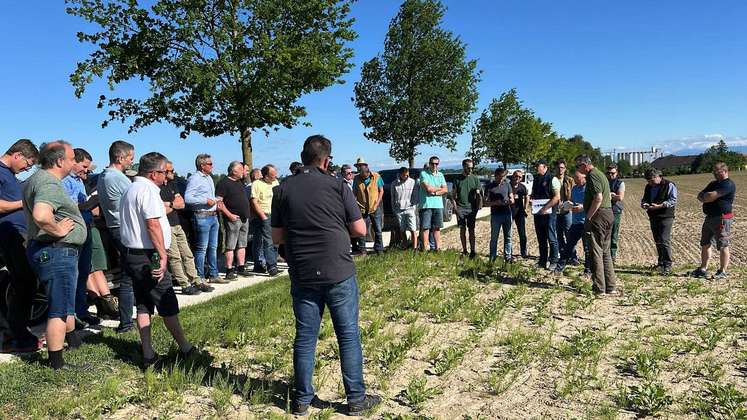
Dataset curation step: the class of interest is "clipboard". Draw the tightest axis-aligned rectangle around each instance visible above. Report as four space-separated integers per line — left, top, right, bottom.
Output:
531 199 549 215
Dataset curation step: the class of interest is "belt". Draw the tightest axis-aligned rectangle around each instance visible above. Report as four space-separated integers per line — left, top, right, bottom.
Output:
125 248 155 256
194 211 217 217
49 242 81 250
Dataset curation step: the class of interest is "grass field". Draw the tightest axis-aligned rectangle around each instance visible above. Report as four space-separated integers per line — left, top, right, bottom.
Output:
0 173 745 419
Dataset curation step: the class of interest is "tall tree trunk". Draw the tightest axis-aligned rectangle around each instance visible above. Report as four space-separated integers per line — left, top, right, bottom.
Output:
240 128 253 169
408 156 415 169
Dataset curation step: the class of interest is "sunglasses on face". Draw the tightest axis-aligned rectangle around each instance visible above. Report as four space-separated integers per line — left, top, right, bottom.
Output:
430 162 439 166
607 171 617 175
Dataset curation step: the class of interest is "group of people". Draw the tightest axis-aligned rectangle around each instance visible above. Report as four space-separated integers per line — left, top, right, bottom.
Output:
0 139 286 365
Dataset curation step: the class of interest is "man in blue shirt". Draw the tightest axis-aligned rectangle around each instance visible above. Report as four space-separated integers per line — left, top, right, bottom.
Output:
62 148 99 328
419 156 448 251
185 154 226 284
0 139 40 353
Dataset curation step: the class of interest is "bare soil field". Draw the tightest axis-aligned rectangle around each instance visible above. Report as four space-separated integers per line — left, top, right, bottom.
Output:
442 171 747 267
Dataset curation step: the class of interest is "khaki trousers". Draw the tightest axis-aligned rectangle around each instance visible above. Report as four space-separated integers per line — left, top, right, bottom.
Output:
584 208 617 293
167 225 202 287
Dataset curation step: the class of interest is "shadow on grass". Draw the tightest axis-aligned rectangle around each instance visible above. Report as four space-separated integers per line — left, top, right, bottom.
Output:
459 266 591 296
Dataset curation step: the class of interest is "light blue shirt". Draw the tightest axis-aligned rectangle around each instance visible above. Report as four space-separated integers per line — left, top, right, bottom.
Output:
571 184 586 225
97 167 131 228
418 170 446 209
62 174 93 225
185 171 217 211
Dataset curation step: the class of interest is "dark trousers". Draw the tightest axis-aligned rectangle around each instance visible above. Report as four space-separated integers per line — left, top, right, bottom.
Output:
558 223 590 270
513 213 528 256
291 275 365 405
110 228 134 329
534 213 559 266
355 207 383 253
610 212 622 259
75 231 93 318
0 229 38 343
585 209 616 293
649 217 674 268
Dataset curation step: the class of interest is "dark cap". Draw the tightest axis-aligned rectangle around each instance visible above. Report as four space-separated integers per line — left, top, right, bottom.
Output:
534 158 548 166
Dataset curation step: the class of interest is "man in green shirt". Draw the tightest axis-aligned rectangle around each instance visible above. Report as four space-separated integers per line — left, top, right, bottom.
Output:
24 141 88 369
451 159 481 258
575 155 616 295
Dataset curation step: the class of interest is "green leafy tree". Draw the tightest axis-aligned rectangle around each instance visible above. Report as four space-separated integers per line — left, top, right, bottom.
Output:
616 159 632 177
353 0 479 168
695 140 745 173
66 0 356 169
469 89 526 166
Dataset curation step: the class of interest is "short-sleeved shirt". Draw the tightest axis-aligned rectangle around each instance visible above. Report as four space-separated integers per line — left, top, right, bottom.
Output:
62 174 93 225
419 171 446 209
571 184 587 224
511 182 528 216
0 161 26 235
251 179 279 214
119 177 172 249
452 174 481 208
216 176 251 221
584 167 612 211
363 175 384 189
271 167 362 285
159 180 181 227
23 169 87 245
485 179 512 215
97 167 132 228
702 178 736 216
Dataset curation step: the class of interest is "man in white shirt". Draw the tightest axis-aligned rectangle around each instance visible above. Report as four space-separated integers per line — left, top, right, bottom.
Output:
119 152 197 369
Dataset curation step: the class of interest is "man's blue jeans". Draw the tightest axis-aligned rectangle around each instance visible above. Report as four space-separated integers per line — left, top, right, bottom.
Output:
534 213 559 266
291 275 365 405
26 241 79 319
356 206 384 253
558 223 590 270
75 231 93 318
556 211 574 261
193 215 219 278
252 217 277 269
490 213 513 261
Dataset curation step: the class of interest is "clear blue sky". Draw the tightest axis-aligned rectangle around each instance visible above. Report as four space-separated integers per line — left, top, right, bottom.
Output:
1 1 746 175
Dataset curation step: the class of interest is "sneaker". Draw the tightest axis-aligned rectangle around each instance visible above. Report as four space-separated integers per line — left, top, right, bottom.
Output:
568 258 581 266
181 285 202 296
209 276 230 284
225 270 238 281
659 266 672 275
78 313 101 327
553 264 565 274
547 263 558 272
236 266 251 277
116 324 135 334
195 283 214 292
469 251 477 260
689 267 708 278
536 261 547 270
267 267 280 277
348 394 382 416
141 353 162 370
582 268 592 278
292 396 330 416
74 316 89 331
713 270 728 280
252 265 268 274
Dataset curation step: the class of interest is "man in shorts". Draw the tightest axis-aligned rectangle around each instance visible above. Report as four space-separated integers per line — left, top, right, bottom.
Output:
452 159 481 258
119 152 197 368
419 156 447 251
217 161 252 279
390 167 418 250
691 162 736 280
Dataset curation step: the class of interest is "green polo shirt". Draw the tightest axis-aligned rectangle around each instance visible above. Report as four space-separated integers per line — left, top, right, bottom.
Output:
584 167 612 211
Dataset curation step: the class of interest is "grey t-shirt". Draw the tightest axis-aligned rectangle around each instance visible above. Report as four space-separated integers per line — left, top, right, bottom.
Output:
23 169 87 245
97 167 131 228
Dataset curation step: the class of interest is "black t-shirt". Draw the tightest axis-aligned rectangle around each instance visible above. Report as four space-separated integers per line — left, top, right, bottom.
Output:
216 177 251 222
702 178 736 216
271 166 362 285
160 181 181 227
485 180 512 216
511 182 528 216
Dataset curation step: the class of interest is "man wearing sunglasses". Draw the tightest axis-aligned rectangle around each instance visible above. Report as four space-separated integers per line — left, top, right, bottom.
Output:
606 163 626 262
0 139 40 353
419 156 448 251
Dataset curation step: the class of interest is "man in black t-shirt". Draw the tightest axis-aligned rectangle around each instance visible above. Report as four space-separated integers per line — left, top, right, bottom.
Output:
510 169 529 258
691 162 737 280
216 162 253 279
271 135 381 416
161 161 213 295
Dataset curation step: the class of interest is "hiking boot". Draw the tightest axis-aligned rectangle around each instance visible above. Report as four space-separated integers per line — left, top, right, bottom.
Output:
209 276 230 284
181 285 202 296
195 282 214 292
713 270 729 280
292 396 330 416
348 394 382 416
689 267 708 278
225 269 238 281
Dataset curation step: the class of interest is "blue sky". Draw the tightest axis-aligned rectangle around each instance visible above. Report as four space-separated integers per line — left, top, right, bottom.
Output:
1 1 746 175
